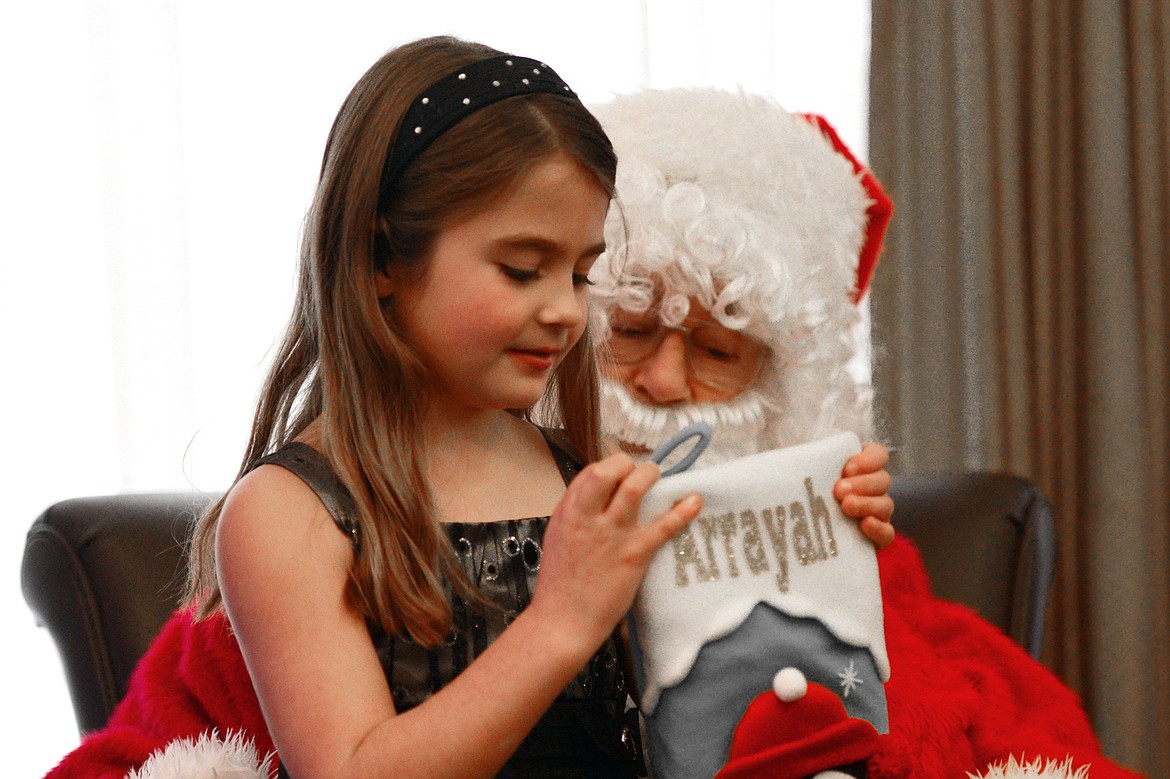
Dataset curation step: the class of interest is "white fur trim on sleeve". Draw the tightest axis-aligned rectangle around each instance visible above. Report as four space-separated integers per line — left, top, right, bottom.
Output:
125 729 276 779
968 755 1091 779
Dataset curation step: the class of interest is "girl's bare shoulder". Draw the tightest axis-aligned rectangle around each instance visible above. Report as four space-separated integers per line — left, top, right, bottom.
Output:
217 462 351 573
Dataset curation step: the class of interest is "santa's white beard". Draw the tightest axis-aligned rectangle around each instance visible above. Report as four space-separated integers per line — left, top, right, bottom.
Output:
600 379 771 466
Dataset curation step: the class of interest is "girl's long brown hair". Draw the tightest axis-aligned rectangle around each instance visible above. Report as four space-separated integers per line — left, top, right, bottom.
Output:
185 36 614 646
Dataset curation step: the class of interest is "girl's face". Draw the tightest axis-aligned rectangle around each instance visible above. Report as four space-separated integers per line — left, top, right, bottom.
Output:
386 152 610 415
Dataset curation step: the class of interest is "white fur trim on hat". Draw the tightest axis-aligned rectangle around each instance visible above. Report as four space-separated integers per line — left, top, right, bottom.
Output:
125 730 275 779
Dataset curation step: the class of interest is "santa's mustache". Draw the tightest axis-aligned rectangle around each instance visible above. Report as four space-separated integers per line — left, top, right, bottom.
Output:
599 380 771 466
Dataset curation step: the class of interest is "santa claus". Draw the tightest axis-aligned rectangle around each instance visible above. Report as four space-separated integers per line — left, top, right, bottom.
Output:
589 86 1142 779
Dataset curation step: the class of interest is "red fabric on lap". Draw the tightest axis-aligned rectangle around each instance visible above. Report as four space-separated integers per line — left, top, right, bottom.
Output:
46 610 275 778
870 537 1141 778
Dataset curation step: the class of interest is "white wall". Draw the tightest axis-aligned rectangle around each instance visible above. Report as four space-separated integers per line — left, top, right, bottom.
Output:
0 1 869 773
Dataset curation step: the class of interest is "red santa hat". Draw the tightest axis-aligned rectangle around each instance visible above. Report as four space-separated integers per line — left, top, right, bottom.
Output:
797 113 893 303
716 668 880 779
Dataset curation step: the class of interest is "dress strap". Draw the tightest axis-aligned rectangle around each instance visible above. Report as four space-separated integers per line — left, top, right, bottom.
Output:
248 442 361 551
538 427 585 486
248 432 581 549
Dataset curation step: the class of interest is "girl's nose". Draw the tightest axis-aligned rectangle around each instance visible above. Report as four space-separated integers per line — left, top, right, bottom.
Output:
538 280 587 330
632 332 691 404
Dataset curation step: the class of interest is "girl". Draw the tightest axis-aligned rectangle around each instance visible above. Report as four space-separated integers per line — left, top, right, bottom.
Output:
185 35 703 778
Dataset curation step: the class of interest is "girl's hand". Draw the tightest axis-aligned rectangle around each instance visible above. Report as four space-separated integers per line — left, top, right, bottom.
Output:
530 453 702 653
834 442 895 550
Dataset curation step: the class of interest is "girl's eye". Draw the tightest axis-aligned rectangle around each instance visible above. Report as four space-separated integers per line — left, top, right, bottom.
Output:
501 265 538 283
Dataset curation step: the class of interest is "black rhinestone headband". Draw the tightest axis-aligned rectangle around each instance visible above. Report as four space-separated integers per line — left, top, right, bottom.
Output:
379 54 582 202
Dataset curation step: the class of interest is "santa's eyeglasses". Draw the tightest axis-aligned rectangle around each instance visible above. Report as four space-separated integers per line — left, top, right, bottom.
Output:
605 310 765 393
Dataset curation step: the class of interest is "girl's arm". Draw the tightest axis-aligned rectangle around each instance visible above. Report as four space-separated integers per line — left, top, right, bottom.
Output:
217 454 700 779
833 441 896 549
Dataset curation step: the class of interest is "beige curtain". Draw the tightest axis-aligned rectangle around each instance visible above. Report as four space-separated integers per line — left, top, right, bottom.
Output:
868 1 1169 775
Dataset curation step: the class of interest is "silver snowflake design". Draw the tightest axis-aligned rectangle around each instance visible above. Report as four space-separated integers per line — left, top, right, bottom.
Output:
837 660 863 698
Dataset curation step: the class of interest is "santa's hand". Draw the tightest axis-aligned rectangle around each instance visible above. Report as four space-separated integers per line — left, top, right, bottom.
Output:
834 442 895 550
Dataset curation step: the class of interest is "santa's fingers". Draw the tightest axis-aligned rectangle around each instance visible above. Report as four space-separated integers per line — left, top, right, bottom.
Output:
834 469 891 500
859 515 896 550
842 442 890 477
840 493 894 523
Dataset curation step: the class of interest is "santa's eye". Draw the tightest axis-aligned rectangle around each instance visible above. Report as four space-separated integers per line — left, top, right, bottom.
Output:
703 346 738 362
609 312 659 337
612 325 655 338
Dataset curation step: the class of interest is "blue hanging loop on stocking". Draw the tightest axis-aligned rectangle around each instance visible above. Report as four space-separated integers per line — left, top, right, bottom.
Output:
648 421 713 477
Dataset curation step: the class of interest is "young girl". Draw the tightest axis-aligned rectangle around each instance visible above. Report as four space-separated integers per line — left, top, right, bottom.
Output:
49 35 893 779
177 35 712 778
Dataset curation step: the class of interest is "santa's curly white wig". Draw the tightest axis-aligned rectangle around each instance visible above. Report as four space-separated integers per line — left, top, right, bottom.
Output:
589 87 891 456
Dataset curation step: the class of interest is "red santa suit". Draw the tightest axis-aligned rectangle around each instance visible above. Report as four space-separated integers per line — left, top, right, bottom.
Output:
45 535 1141 778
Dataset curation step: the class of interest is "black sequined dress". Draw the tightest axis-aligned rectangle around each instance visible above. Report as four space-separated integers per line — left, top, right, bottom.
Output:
254 429 643 778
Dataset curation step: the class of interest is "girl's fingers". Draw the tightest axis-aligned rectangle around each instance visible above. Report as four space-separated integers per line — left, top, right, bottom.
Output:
563 453 639 516
637 494 703 556
605 461 662 521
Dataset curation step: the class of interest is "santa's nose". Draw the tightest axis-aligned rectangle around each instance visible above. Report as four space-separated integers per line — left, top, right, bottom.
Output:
632 332 691 404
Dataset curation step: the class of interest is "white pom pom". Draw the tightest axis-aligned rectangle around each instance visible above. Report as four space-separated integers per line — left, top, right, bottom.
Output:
773 667 808 702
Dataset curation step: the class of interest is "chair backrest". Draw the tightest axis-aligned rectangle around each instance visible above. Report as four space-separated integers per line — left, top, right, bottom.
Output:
22 492 213 735
22 472 1056 736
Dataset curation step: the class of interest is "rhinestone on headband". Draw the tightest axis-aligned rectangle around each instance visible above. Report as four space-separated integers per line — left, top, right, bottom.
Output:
378 54 582 203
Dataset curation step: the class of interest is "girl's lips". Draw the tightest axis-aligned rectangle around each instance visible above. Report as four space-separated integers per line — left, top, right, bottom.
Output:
509 349 556 370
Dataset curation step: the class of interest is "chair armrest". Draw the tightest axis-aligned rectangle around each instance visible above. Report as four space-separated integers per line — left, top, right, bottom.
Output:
890 472 1056 658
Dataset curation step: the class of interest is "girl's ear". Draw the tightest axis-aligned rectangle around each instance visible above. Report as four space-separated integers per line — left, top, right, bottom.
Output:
374 266 396 299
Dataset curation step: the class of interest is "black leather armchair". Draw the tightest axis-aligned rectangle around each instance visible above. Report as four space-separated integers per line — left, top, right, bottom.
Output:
22 472 1056 736
22 492 210 735
890 472 1056 659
